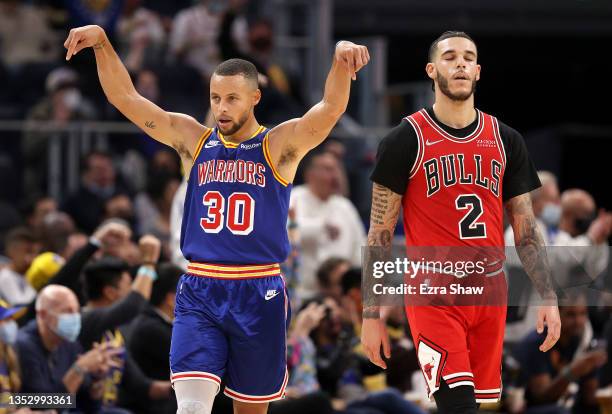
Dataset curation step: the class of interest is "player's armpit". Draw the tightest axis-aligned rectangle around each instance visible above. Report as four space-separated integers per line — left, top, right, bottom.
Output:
504 193 557 301
264 102 345 183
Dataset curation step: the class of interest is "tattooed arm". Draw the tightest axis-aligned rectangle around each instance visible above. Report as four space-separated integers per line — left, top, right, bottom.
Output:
64 25 206 162
363 183 402 318
361 183 402 369
505 193 556 299
506 192 561 351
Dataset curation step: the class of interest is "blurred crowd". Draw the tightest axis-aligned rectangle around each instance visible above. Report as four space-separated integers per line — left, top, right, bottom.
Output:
0 0 305 204
1 1 612 414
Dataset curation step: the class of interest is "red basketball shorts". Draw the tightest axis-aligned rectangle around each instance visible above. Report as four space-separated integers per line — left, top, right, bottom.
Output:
405 273 507 403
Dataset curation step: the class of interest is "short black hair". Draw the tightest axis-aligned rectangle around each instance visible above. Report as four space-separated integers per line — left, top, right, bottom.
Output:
299 149 335 181
5 227 36 249
316 257 349 289
150 263 182 306
83 257 130 300
428 31 476 62
146 171 180 202
80 150 113 172
213 58 258 87
341 268 362 295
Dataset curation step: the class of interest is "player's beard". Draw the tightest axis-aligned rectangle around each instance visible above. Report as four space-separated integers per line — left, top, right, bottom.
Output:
436 73 477 101
218 111 250 136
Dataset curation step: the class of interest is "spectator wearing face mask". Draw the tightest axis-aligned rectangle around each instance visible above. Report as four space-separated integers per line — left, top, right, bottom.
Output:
555 189 611 248
533 171 562 239
15 285 118 411
62 151 133 234
504 170 559 249
22 67 97 196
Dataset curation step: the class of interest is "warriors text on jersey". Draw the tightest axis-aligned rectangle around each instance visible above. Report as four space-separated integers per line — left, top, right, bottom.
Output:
180 126 291 265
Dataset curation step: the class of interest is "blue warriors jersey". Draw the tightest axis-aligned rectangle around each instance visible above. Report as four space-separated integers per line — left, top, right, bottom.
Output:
180 126 292 264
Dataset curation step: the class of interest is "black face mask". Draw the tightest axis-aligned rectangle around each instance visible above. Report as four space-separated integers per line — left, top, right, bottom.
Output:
251 37 272 52
574 212 597 234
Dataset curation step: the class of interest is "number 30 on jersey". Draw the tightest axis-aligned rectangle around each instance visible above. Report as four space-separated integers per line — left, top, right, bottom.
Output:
200 191 255 235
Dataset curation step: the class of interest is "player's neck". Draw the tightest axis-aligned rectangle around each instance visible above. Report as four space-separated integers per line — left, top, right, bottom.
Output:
432 96 476 129
222 118 261 144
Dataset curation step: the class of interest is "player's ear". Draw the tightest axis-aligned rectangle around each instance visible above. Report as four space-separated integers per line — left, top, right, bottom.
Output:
475 64 481 81
426 62 436 81
253 88 261 106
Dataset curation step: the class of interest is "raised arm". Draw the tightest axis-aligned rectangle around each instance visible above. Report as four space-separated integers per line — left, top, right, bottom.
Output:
361 183 402 369
64 25 206 163
266 41 370 182
505 192 561 352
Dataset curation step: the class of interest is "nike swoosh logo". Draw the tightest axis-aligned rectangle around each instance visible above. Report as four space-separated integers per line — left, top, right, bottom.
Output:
204 141 220 148
265 292 281 301
425 139 444 146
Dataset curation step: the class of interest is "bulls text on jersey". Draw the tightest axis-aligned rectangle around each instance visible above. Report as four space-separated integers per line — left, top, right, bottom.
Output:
423 153 502 198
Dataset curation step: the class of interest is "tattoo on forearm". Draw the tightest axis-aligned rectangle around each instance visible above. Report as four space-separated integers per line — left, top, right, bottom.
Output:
370 183 401 227
363 307 380 319
506 193 557 300
93 40 106 50
363 184 402 317
145 121 156 129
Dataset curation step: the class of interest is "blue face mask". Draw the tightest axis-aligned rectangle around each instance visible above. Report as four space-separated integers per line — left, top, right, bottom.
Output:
0 320 18 345
51 312 81 342
541 203 561 228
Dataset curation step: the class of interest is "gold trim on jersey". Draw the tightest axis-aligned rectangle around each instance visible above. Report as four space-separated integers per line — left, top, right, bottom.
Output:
262 132 290 187
192 128 213 166
217 125 266 148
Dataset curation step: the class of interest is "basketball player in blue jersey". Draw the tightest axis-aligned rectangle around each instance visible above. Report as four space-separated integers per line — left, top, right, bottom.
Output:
64 25 369 414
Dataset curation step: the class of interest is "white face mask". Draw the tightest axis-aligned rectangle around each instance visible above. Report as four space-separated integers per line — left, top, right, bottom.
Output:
0 320 18 345
62 88 82 111
541 203 561 228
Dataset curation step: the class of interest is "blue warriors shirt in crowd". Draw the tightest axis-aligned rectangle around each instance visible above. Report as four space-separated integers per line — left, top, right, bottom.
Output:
99 330 126 407
180 126 292 265
0 360 11 413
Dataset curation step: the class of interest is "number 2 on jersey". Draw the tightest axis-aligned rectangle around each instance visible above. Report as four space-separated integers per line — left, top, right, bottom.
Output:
455 194 487 239
200 191 255 235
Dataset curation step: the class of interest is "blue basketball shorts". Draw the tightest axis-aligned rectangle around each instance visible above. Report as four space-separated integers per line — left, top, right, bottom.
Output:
170 262 290 403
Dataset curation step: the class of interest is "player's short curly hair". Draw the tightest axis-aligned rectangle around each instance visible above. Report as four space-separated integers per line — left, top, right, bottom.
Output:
428 31 476 62
213 58 259 88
